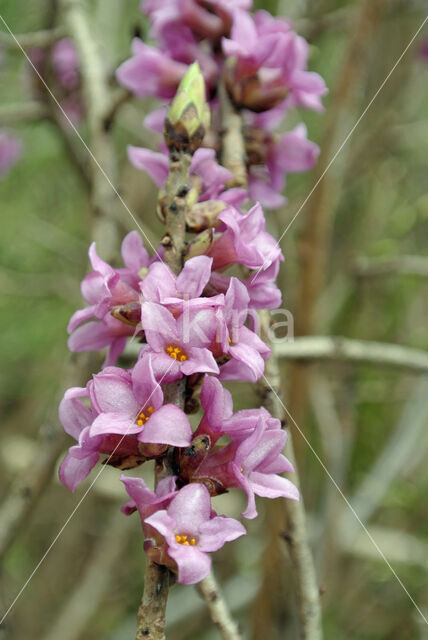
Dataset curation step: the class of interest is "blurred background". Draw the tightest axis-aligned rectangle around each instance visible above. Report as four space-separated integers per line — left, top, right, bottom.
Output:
0 0 427 638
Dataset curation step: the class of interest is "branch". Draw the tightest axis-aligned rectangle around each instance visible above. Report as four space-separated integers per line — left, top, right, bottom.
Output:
135 142 192 640
257 312 323 640
354 255 428 278
219 81 247 189
42 510 134 640
197 573 242 640
0 27 65 50
0 101 48 125
339 376 428 538
60 0 119 256
288 0 386 449
0 353 93 563
219 79 322 637
275 336 428 374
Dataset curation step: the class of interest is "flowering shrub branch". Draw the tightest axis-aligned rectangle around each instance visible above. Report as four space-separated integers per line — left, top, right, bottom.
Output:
58 1 326 638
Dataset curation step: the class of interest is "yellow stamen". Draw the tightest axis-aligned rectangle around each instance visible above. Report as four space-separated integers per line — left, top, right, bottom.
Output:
176 533 197 546
165 344 188 361
135 406 155 427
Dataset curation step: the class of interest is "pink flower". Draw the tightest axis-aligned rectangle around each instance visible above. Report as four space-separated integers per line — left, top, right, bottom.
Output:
116 38 188 99
121 474 177 518
51 38 80 90
68 231 151 366
144 483 246 584
199 417 298 519
58 384 142 492
248 124 320 208
222 9 327 113
207 202 283 271
140 302 220 381
128 146 234 202
215 277 271 382
88 357 192 447
141 255 224 315
0 130 22 177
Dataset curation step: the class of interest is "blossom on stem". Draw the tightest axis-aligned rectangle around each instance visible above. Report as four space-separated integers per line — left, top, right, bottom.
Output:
140 302 220 381
144 483 246 583
207 202 283 271
88 357 192 447
67 232 151 366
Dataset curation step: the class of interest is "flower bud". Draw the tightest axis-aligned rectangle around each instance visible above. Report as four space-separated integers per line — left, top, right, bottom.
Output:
186 200 227 232
185 228 214 259
164 62 210 154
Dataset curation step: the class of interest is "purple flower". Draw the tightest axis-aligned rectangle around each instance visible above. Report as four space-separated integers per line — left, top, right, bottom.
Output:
215 277 271 382
140 302 219 381
199 417 298 518
88 357 192 447
51 38 80 90
0 130 22 177
144 483 246 583
121 474 177 517
116 38 188 99
128 146 234 202
207 202 283 271
222 9 327 113
141 255 223 315
58 384 143 492
209 261 282 311
248 124 319 208
68 232 151 366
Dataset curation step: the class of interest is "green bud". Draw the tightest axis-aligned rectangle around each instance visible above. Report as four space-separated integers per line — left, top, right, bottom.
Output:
165 62 210 154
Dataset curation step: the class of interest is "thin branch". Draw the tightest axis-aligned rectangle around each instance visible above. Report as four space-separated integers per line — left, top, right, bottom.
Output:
275 336 428 374
103 88 132 131
219 77 322 638
339 377 428 538
0 101 48 125
0 27 65 50
60 0 119 256
288 0 386 450
219 81 248 189
257 312 323 640
135 144 192 640
42 510 134 640
0 353 93 563
197 573 242 640
354 254 428 278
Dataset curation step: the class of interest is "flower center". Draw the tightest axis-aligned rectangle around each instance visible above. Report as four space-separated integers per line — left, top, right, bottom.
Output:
175 534 197 546
135 406 155 426
166 344 188 361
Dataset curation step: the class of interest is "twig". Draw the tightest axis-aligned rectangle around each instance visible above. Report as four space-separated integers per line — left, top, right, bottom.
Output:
354 254 428 278
0 353 93 563
288 0 386 447
42 509 134 640
103 88 132 131
0 101 48 125
219 74 322 638
60 0 119 256
135 144 192 640
197 573 242 640
0 27 65 50
257 312 323 640
339 377 428 538
275 336 428 374
219 81 247 189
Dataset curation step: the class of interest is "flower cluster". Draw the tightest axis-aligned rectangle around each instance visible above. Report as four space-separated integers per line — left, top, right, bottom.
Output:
117 0 326 208
60 1 325 585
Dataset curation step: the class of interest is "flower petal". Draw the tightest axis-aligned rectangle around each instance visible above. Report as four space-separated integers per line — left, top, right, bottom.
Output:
198 516 246 552
139 404 192 447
